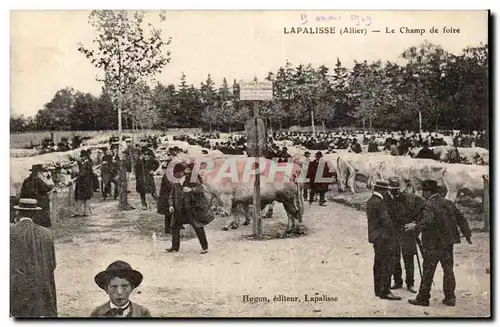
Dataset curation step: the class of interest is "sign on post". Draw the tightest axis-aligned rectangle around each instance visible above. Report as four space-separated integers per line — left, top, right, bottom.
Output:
239 80 273 239
240 81 273 101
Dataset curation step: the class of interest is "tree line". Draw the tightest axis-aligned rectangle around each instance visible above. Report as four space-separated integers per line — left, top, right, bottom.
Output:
11 41 488 134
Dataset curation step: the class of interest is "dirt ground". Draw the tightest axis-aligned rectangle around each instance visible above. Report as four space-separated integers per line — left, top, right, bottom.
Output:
52 182 491 318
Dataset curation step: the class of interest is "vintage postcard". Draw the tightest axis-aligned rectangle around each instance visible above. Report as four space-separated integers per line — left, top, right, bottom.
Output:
10 10 490 318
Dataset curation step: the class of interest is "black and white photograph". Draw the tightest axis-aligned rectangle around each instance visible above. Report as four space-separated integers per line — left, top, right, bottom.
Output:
9 9 490 318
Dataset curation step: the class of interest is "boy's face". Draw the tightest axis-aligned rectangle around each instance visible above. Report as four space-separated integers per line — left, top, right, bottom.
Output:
106 277 133 306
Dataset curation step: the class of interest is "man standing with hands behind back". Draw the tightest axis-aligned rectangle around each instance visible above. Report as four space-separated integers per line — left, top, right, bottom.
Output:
405 179 472 307
366 180 401 301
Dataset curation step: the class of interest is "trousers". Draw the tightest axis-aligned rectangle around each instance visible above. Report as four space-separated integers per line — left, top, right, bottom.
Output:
309 185 326 204
171 223 208 251
373 238 395 296
417 245 456 301
392 237 415 286
140 192 158 206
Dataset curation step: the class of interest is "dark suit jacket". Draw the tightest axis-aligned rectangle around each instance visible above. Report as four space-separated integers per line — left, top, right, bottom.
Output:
157 174 173 215
90 301 152 317
387 192 425 254
417 194 472 250
366 193 394 244
20 175 53 210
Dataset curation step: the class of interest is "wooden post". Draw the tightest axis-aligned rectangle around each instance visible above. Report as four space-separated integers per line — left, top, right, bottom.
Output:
51 191 59 224
253 101 262 239
418 110 423 134
483 175 490 232
311 109 315 135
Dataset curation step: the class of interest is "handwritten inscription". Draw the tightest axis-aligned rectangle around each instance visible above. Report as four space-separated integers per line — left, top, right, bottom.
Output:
300 13 372 26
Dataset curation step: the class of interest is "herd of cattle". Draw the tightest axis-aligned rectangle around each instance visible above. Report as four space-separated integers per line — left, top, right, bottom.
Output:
10 130 490 234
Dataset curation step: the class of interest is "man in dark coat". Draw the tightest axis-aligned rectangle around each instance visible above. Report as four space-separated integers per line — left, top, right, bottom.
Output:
101 149 115 200
366 180 401 301
135 147 159 210
350 138 362 153
368 136 379 152
74 150 94 216
386 177 424 294
157 162 174 234
306 152 333 206
405 180 472 307
165 162 213 254
416 142 436 160
20 164 54 228
11 198 57 317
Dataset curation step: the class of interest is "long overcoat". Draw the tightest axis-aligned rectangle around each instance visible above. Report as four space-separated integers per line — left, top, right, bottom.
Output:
135 157 159 194
157 174 172 214
10 219 57 317
100 154 115 184
75 159 94 201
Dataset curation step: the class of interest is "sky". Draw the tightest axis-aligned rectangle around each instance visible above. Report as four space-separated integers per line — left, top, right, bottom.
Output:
10 10 488 117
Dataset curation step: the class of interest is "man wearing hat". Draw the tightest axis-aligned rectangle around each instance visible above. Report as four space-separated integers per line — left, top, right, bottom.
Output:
166 162 211 254
20 164 54 228
91 261 151 317
405 179 472 307
366 180 401 301
368 136 378 153
385 177 422 294
11 199 57 317
157 161 174 234
73 149 94 217
306 151 333 206
349 138 362 154
415 142 436 160
135 147 160 210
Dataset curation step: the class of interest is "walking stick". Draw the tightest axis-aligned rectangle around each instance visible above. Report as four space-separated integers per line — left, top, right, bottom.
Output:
414 236 423 280
415 236 435 286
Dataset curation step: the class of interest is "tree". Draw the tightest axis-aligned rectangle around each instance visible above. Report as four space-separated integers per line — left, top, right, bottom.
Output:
330 59 351 128
400 41 450 132
70 92 99 131
152 82 177 129
78 10 171 210
35 87 75 131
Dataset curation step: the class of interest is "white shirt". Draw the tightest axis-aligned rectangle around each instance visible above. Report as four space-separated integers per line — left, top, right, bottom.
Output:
109 301 131 317
373 191 384 199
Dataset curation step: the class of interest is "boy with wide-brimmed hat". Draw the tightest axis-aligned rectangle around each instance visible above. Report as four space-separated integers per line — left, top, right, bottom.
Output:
90 260 151 317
